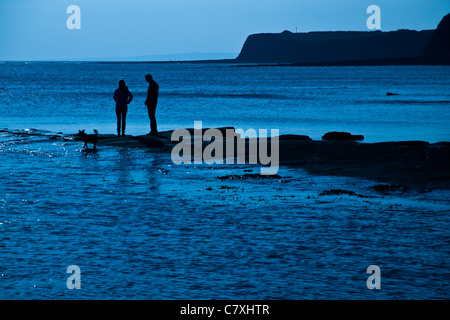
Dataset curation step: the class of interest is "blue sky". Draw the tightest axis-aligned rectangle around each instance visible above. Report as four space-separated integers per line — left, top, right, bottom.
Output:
0 0 449 60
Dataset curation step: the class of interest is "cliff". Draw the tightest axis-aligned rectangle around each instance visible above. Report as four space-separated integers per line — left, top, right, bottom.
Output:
235 30 434 64
423 13 450 64
235 14 450 65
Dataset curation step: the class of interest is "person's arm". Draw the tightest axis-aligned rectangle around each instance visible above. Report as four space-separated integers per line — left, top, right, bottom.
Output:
114 90 118 102
144 87 149 105
127 91 133 104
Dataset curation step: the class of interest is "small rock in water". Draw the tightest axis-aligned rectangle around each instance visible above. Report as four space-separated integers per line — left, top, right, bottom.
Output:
217 173 283 180
372 184 407 194
319 189 356 196
219 185 239 190
319 189 376 198
322 131 364 141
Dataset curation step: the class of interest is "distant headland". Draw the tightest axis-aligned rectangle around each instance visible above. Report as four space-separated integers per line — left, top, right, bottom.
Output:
234 13 450 66
51 13 450 65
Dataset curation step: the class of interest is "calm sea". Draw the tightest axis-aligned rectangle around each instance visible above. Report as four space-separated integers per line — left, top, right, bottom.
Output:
0 62 449 299
1 62 449 142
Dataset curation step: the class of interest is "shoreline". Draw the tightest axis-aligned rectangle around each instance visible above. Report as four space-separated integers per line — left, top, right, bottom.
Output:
87 129 450 191
3 127 448 190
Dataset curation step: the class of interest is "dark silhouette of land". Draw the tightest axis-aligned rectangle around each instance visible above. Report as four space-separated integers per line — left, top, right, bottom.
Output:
235 13 450 66
84 13 449 66
236 29 434 64
423 13 450 64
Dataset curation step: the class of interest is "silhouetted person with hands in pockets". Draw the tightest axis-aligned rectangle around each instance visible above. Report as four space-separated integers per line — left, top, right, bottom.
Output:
145 74 159 136
114 80 133 136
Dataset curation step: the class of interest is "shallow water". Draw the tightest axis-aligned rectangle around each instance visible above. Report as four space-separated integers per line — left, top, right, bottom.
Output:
0 130 449 299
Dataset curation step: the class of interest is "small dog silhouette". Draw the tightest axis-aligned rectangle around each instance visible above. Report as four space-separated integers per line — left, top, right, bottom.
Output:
78 129 98 150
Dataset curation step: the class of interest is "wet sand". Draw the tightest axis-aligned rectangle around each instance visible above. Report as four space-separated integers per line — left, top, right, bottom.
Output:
87 128 450 190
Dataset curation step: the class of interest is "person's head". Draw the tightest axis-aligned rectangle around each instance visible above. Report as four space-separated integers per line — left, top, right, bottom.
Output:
145 74 153 83
118 80 127 89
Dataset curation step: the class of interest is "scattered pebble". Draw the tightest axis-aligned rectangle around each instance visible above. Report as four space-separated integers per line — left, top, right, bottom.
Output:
218 173 282 180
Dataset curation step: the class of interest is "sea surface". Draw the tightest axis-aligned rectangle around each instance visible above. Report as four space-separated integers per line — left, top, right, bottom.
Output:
0 62 449 299
1 62 449 142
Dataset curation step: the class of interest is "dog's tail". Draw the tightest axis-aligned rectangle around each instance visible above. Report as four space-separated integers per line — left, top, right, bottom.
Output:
93 129 98 135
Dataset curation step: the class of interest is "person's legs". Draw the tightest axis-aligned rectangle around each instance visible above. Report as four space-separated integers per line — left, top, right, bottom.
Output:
116 107 121 136
122 109 127 135
147 105 157 135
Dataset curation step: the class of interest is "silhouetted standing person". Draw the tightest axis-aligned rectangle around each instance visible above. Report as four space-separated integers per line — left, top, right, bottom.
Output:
145 74 159 136
114 80 133 136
